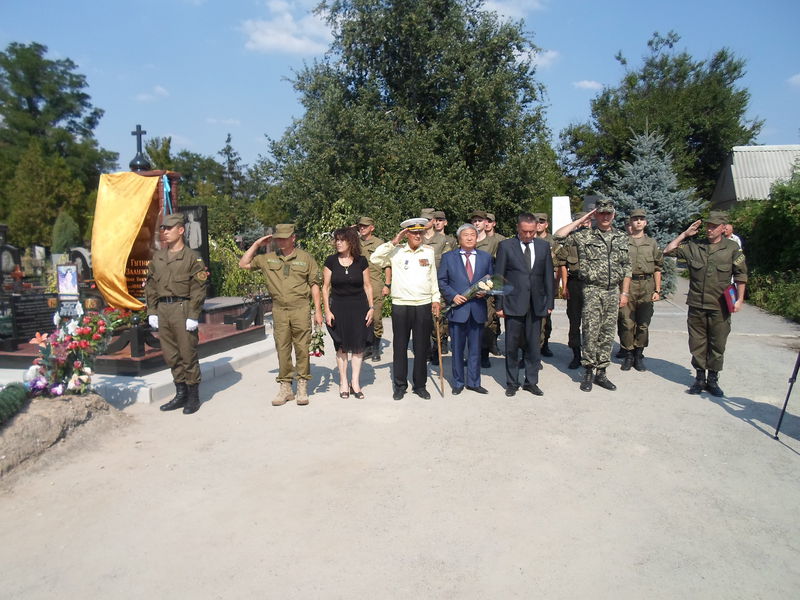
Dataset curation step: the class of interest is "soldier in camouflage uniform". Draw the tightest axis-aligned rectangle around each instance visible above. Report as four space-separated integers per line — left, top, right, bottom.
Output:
471 209 502 367
555 199 631 392
555 212 589 369
618 209 663 372
664 211 747 397
422 208 455 363
534 212 557 357
358 216 391 361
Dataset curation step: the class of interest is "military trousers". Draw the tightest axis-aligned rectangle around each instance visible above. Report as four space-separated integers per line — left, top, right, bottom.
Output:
581 286 619 369
482 296 500 350
618 277 655 350
539 314 552 347
370 278 385 339
687 306 731 372
157 301 201 385
566 277 584 349
273 304 312 382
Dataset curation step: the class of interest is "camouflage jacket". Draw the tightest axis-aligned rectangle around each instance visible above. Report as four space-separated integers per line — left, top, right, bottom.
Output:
556 227 631 289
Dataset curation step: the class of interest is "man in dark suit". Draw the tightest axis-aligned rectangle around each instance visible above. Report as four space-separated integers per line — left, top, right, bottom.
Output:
438 224 494 395
495 213 555 396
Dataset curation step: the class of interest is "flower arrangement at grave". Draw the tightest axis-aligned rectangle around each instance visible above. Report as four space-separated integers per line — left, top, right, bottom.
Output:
100 306 148 332
24 312 114 397
309 324 325 357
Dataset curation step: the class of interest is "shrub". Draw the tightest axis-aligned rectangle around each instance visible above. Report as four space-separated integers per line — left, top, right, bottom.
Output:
208 236 267 297
745 270 800 323
0 383 30 426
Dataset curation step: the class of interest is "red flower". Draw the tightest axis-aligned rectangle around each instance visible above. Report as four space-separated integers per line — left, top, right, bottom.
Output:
103 307 114 314
83 317 91 324
92 333 102 340
98 320 106 327
64 335 72 342
73 360 82 368
98 326 106 333
79 340 89 349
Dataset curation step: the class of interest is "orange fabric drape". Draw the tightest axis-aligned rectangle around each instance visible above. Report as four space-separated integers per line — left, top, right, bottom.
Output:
91 172 160 310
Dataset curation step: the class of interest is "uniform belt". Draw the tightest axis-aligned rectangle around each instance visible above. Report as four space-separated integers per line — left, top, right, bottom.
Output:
159 296 190 303
630 273 653 281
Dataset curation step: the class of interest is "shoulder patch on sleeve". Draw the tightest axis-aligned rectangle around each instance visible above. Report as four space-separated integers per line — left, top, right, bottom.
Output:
734 252 745 266
195 271 208 282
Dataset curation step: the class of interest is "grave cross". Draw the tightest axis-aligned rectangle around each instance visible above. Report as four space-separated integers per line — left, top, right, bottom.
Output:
131 124 147 153
128 123 152 172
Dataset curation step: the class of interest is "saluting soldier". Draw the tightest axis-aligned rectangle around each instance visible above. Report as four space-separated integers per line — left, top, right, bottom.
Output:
555 200 631 392
664 211 747 397
239 224 323 406
618 209 663 372
357 216 391 361
146 212 209 415
555 212 589 369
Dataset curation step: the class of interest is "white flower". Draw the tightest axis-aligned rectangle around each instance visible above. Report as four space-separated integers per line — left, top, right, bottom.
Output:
24 365 40 382
485 280 494 289
66 319 78 336
52 312 61 327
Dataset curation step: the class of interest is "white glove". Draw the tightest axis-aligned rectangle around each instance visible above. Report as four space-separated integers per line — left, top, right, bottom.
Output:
148 315 159 329
186 318 199 332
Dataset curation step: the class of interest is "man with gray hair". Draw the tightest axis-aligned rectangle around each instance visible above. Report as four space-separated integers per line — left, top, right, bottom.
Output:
438 223 494 394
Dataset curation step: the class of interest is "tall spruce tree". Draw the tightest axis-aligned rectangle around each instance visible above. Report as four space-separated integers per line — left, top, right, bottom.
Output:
254 0 564 253
605 130 703 296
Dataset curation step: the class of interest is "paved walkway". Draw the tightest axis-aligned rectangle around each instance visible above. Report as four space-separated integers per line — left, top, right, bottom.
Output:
1 278 799 598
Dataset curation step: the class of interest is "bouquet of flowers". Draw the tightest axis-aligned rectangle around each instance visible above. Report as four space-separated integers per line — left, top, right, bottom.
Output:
24 312 113 397
442 274 512 314
309 324 325 357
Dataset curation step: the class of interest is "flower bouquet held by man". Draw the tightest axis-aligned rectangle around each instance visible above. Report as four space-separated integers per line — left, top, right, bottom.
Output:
441 274 512 315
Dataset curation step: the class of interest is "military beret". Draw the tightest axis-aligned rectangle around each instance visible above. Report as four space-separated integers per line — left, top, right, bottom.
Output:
706 210 728 225
161 213 185 228
273 224 295 238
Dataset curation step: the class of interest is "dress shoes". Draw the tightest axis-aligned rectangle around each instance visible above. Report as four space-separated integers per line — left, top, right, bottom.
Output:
540 342 553 357
466 386 488 394
522 383 544 396
413 388 431 399
505 387 518 397
452 386 464 395
393 388 406 401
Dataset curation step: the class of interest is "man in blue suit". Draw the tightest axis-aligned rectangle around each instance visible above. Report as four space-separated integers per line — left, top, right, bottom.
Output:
438 223 494 395
495 212 555 396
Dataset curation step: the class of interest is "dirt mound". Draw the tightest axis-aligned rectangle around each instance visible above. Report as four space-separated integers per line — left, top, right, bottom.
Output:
0 393 129 478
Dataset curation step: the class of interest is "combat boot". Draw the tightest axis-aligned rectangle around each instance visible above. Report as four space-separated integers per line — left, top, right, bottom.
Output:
488 333 502 356
594 368 617 391
441 336 449 355
372 336 382 361
363 343 373 359
296 380 310 405
182 383 201 414
687 369 706 395
160 382 188 411
621 350 634 371
580 367 594 392
273 381 294 406
633 347 646 372
615 347 628 359
706 371 724 397
568 347 582 370
540 341 553 357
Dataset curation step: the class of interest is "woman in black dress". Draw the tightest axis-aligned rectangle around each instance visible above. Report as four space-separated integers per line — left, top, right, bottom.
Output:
322 227 374 398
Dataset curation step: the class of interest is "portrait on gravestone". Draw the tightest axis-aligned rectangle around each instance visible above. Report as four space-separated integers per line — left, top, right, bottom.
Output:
180 205 210 270
57 264 79 299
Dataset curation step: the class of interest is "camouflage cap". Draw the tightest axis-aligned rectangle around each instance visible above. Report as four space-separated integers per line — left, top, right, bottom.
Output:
273 224 295 238
630 208 647 218
706 210 728 225
595 198 615 213
162 213 185 228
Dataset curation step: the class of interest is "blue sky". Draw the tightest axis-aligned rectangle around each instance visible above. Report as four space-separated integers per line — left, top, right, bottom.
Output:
2 0 798 168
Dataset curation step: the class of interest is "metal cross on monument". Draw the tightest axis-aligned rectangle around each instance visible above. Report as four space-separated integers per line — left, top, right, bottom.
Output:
129 123 152 171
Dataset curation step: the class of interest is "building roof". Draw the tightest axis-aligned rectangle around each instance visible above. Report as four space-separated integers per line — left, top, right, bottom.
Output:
711 145 800 208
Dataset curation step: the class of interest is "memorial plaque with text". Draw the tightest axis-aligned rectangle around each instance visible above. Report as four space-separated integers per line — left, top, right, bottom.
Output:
11 294 58 341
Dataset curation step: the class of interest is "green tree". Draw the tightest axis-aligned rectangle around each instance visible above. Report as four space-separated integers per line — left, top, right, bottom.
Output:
0 42 117 192
51 209 81 253
560 31 762 200
144 136 176 171
605 130 703 295
5 141 85 248
255 0 564 255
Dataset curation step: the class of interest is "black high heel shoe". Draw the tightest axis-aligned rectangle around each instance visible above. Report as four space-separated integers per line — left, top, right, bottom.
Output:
349 385 365 399
339 387 349 399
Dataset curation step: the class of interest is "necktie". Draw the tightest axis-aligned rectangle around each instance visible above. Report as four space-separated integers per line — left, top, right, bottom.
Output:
465 251 474 281
523 242 532 270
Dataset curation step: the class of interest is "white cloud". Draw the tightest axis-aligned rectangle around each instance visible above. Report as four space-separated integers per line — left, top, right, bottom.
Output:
484 0 546 21
206 117 242 126
572 80 603 91
532 49 559 69
788 73 800 87
135 85 170 102
242 1 331 55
